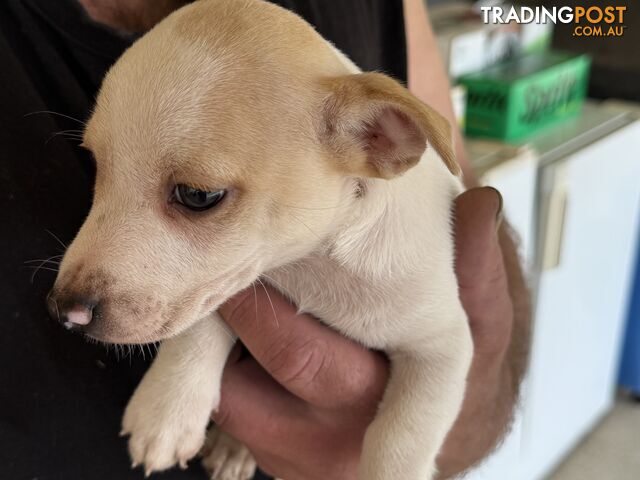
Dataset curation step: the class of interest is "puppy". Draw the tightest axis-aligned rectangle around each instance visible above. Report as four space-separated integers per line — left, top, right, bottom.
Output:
48 1 473 479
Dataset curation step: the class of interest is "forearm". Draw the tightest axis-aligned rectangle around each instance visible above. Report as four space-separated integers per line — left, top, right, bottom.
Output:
78 0 188 32
403 0 475 185
437 224 532 478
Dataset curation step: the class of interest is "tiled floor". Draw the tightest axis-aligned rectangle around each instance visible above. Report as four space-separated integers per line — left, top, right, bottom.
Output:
548 397 640 480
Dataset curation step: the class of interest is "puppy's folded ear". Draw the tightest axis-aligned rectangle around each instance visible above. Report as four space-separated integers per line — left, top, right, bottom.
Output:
319 72 459 179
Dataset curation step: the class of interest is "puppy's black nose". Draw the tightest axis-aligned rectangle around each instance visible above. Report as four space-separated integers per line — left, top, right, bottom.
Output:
47 291 97 330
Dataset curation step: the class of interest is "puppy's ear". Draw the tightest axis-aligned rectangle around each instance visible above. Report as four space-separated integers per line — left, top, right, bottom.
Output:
319 72 459 179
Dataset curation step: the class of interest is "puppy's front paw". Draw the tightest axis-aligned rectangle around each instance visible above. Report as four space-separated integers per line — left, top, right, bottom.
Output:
121 380 216 476
202 427 256 480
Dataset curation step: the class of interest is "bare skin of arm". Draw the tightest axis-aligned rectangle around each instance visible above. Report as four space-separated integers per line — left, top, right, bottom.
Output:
78 0 189 32
403 0 476 184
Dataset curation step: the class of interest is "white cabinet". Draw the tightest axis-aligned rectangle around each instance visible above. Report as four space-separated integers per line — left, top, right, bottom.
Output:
520 120 640 480
465 106 640 480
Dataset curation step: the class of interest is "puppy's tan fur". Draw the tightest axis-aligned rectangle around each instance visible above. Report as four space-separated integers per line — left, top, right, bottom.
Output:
51 1 472 479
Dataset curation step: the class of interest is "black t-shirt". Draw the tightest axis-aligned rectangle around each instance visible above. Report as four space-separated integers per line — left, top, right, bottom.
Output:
0 1 406 478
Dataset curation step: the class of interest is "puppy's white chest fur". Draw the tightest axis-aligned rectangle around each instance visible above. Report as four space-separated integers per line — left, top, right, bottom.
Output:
268 152 463 350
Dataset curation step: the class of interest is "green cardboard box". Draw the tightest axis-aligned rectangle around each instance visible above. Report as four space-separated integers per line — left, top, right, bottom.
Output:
459 52 591 141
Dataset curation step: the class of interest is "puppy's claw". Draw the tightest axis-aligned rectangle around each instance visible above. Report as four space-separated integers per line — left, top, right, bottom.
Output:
131 461 138 469
203 428 256 480
145 467 153 478
179 459 188 470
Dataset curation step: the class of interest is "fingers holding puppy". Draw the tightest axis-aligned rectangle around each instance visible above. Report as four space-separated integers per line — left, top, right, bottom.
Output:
218 286 388 410
212 286 387 477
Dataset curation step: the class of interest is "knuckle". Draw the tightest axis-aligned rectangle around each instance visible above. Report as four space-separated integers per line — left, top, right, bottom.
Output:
266 336 330 390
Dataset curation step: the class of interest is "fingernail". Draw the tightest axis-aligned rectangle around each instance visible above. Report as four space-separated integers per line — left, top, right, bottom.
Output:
484 186 503 219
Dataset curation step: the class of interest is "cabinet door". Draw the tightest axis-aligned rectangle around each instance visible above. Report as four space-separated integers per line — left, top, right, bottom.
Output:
521 121 640 480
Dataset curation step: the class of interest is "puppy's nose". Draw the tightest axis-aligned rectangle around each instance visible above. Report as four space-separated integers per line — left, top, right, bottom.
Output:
63 305 94 329
47 291 97 330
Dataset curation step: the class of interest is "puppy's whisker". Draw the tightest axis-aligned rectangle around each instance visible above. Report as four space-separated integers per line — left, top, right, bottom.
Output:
260 274 286 293
24 265 59 272
257 278 279 328
61 136 85 143
24 259 61 266
51 129 84 137
26 264 59 283
46 290 62 323
45 229 69 251
277 201 345 212
22 110 87 127
288 212 322 242
24 254 64 261
251 282 259 326
24 110 87 126
45 130 84 146
25 251 64 282
58 132 84 137
24 253 64 265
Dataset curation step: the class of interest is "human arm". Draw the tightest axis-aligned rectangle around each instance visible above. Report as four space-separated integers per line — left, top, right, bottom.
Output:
402 0 476 185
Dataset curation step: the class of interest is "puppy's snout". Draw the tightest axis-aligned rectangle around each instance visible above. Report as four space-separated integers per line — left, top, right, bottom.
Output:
47 291 98 331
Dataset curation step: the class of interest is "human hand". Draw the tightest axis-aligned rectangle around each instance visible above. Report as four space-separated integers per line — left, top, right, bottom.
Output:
213 282 387 480
213 186 525 479
437 187 525 479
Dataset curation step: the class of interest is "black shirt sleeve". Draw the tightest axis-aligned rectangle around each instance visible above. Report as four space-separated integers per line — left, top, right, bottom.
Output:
268 0 407 81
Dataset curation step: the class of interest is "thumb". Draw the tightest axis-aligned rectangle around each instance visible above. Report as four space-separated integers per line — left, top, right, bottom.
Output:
453 187 512 357
453 186 503 290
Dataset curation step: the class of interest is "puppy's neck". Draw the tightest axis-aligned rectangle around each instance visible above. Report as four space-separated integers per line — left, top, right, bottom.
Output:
325 152 460 280
265 151 461 347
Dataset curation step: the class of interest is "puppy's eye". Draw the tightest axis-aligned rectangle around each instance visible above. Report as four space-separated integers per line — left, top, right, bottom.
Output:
174 185 226 211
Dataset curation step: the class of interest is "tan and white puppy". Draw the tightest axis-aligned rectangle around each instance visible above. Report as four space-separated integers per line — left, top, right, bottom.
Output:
48 0 473 479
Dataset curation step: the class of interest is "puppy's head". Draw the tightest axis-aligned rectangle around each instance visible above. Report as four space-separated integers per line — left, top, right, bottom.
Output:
48 0 457 344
